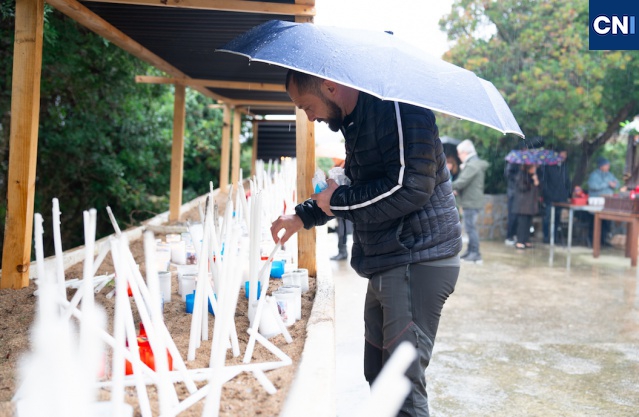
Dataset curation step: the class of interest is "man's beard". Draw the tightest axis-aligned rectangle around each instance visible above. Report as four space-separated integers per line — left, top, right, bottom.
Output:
320 96 343 132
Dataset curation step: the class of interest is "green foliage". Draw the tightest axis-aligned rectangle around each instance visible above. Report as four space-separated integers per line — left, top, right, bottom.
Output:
0 10 228 258
438 0 639 191
316 157 335 174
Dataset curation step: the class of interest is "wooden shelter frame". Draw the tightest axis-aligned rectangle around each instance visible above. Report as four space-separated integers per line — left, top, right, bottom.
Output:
2 0 317 289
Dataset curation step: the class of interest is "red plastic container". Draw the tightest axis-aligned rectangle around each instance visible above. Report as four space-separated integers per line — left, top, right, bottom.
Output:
571 196 588 206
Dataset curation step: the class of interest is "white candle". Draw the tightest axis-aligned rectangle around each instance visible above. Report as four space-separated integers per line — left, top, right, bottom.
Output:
143 231 179 413
106 206 122 236
51 198 66 308
80 210 97 332
355 341 417 417
110 238 153 417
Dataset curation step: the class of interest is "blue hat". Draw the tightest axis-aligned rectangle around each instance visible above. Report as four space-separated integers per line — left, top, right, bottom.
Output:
597 156 610 168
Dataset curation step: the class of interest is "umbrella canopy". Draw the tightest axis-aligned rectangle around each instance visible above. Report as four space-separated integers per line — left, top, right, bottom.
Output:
504 149 563 166
216 20 524 138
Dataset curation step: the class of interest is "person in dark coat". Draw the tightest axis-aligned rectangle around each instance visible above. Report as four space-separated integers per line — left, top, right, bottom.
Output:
504 162 520 245
537 149 571 243
271 70 462 417
513 164 541 249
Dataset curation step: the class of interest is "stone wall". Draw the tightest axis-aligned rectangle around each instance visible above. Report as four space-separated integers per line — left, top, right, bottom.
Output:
472 194 543 241
477 194 508 240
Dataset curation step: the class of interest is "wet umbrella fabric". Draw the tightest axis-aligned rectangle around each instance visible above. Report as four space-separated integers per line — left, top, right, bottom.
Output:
216 20 524 138
504 149 563 165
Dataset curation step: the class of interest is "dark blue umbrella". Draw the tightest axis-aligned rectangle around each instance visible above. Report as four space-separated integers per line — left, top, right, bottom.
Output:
216 20 524 138
504 149 563 165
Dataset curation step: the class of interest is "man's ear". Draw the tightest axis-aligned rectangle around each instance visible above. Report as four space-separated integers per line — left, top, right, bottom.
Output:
322 80 337 95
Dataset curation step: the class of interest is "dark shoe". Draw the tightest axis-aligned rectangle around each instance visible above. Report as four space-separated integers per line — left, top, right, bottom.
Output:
460 251 471 259
331 252 348 261
462 252 483 264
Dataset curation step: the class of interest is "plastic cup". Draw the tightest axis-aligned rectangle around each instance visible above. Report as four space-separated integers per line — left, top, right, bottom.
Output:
244 281 262 299
293 268 309 293
158 271 172 302
273 291 296 326
270 260 285 278
179 274 197 301
280 285 302 320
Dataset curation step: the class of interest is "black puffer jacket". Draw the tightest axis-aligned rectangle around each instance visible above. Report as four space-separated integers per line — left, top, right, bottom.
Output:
295 93 462 277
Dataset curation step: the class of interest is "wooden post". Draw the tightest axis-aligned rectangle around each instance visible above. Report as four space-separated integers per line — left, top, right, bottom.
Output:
251 120 258 177
1 0 45 289
219 105 231 193
231 109 241 187
295 108 316 276
169 83 186 222
294 4 315 275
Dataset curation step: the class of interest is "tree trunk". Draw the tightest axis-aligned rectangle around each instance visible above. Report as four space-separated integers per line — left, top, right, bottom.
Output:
572 101 637 187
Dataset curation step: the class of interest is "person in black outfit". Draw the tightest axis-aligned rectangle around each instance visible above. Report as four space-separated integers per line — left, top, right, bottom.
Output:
513 164 541 249
504 162 520 245
331 217 353 260
271 70 462 417
537 150 571 243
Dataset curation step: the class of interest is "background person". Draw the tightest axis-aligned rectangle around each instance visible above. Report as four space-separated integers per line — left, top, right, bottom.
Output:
452 139 489 264
538 149 571 244
504 162 520 245
271 70 462 417
588 156 619 197
331 217 353 260
513 164 541 249
446 155 460 181
587 156 619 246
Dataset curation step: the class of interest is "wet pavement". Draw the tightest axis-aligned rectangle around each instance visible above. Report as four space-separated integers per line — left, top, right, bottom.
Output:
332 237 639 416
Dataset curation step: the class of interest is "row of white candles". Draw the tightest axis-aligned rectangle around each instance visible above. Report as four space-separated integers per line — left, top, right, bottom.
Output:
18 167 296 417
20 157 414 417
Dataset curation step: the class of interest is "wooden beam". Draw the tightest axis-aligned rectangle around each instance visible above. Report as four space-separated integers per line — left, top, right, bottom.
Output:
231 109 242 187
219 105 232 193
169 84 186 222
45 0 231 103
81 0 315 16
226 99 295 108
295 0 315 23
1 0 45 289
136 75 286 92
295 108 316 276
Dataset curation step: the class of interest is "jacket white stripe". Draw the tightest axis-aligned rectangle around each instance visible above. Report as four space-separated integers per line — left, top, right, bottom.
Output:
330 101 405 211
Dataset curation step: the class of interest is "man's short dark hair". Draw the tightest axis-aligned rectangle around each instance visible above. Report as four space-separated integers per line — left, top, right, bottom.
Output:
286 70 323 95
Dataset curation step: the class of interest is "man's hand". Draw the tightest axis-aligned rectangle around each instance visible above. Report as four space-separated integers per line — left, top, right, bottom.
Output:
271 214 304 245
312 179 338 216
609 180 618 188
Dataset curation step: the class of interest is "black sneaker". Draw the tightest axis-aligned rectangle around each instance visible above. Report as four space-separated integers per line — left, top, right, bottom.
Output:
460 252 471 259
462 252 483 264
331 252 348 261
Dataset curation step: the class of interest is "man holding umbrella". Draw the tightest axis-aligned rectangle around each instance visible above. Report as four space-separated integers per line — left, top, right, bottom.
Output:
221 19 522 416
271 70 462 417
